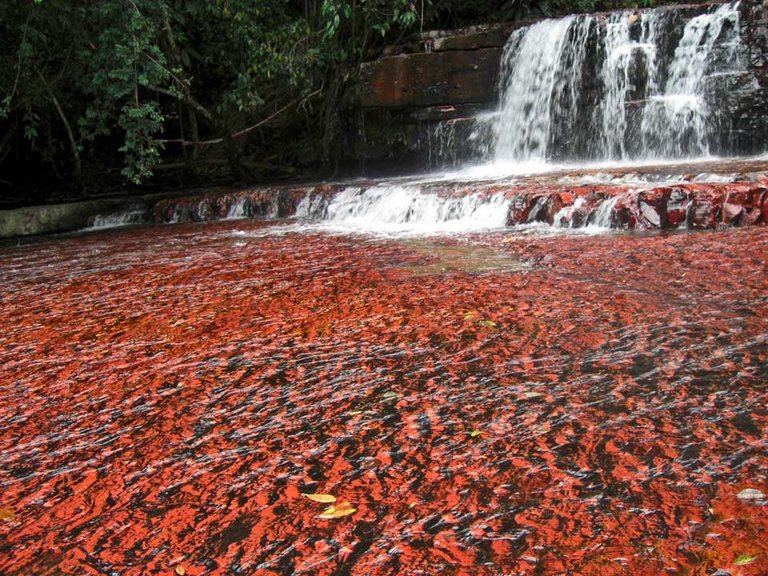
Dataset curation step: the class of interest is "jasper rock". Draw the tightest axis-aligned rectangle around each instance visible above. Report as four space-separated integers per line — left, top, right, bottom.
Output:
687 191 722 229
666 188 692 227
507 194 536 225
359 48 502 109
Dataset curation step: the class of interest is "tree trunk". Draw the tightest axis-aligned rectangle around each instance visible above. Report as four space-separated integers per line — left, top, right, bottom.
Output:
36 69 83 196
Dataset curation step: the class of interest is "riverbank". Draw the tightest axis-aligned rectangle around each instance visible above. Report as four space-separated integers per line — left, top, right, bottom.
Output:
3 157 767 240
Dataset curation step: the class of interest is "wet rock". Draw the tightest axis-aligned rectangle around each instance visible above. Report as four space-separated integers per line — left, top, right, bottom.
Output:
666 187 691 227
687 191 722 229
430 26 514 52
359 48 502 109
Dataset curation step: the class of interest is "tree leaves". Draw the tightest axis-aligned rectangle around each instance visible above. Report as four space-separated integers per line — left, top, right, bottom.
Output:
0 508 15 522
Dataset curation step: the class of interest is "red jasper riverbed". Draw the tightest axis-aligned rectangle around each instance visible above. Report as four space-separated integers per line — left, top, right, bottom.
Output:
1 220 767 576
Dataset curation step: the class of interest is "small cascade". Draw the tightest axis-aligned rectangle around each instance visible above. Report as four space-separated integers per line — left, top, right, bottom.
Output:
640 2 741 157
423 114 495 169
298 185 513 234
595 11 664 159
493 1 744 163
88 209 147 230
226 197 248 219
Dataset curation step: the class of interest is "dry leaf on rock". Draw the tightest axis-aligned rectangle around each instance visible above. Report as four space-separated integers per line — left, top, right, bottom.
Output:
302 493 337 504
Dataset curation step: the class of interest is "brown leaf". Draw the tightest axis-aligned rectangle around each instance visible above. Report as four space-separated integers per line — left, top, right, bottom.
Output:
175 566 186 576
0 508 15 522
302 493 337 504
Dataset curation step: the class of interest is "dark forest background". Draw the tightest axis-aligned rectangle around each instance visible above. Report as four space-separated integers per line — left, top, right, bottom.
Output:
1 0 668 207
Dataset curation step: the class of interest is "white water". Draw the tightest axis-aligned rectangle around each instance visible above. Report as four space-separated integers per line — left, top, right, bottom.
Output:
294 185 514 235
87 210 146 230
81 3 751 238
494 16 591 161
640 2 741 157
226 198 248 219
494 1 743 163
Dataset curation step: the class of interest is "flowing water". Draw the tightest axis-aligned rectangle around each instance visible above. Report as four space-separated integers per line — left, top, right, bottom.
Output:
1 221 767 576
494 1 742 163
2 2 768 576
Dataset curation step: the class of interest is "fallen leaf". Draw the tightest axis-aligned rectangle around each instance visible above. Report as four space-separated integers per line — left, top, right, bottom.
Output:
175 566 186 576
478 320 497 328
463 311 478 321
348 410 363 416
523 391 544 399
734 554 757 566
469 430 483 437
0 508 14 521
383 392 398 400
302 493 337 504
317 501 356 519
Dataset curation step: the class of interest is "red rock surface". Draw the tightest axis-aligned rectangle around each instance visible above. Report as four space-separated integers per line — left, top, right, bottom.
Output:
1 221 767 576
359 49 502 108
140 172 768 232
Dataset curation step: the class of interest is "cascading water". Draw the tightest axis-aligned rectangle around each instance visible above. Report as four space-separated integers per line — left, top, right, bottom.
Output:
494 1 743 163
295 185 514 234
494 16 592 161
640 3 742 156
76 2 756 238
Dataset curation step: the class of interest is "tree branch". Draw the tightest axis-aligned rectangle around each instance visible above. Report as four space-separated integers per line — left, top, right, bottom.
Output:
156 92 320 147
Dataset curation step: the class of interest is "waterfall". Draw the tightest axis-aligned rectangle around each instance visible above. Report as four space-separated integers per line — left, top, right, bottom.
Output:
493 1 743 163
640 2 742 157
494 16 592 161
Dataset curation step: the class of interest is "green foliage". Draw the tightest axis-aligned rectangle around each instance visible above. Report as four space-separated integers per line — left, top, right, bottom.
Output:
1 0 672 200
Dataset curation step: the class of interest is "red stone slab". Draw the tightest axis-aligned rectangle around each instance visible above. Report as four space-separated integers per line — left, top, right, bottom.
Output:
0 222 766 576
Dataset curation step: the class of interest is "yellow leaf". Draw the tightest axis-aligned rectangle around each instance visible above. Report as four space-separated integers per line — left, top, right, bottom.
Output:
0 508 14 522
175 566 186 576
348 410 363 416
302 493 337 504
317 501 356 519
478 320 497 328
734 554 757 566
469 430 483 437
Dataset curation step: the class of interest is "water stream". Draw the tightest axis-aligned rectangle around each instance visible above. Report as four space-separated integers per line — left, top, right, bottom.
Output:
495 2 742 162
2 4 767 575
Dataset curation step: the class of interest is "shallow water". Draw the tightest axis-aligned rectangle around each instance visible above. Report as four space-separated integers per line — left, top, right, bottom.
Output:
1 220 767 576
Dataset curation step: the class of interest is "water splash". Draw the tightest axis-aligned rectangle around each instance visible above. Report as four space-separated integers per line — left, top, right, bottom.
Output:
300 185 514 235
88 209 147 230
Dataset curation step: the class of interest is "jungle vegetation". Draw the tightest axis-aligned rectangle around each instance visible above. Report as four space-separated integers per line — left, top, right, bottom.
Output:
1 0 664 206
